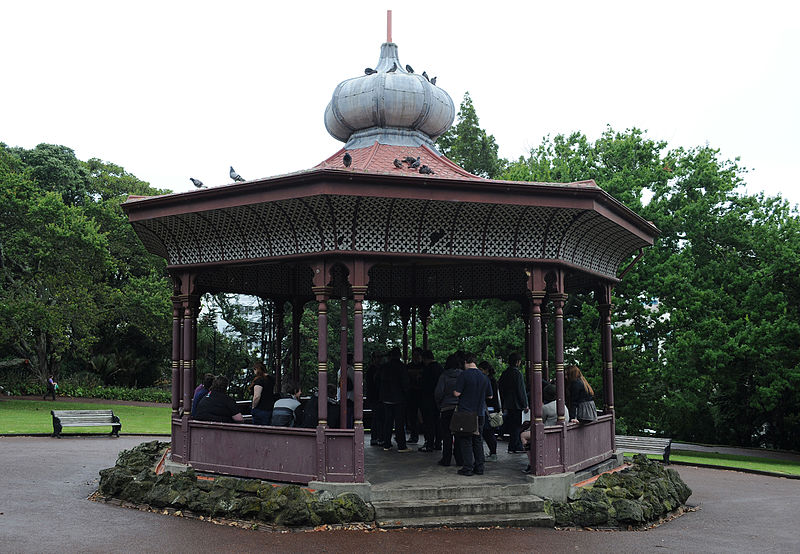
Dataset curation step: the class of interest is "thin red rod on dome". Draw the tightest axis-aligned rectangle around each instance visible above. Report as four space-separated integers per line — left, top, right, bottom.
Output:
387 10 392 43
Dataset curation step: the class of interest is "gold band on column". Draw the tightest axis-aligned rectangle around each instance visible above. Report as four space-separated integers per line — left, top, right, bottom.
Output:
555 363 565 372
354 363 363 371
532 362 543 373
354 420 363 425
318 363 327 371
535 417 543 422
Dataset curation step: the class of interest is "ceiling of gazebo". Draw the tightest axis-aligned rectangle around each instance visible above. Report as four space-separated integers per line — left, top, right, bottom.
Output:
123 169 658 283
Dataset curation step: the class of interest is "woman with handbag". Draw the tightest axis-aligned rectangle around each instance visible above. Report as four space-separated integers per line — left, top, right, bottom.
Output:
566 365 597 424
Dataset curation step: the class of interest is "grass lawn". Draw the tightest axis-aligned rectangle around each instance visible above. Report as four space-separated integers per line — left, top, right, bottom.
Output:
627 450 800 476
0 399 171 435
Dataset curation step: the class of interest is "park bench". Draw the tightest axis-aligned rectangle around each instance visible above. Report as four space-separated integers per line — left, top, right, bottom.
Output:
616 435 672 464
51 409 121 438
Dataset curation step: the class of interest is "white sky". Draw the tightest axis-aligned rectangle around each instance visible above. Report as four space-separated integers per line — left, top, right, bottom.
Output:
2 1 798 207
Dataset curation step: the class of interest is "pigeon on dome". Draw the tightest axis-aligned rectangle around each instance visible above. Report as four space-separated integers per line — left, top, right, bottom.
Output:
343 152 352 167
409 157 421 169
405 64 414 73
190 177 204 188
364 67 377 75
393 158 404 169
230 166 245 182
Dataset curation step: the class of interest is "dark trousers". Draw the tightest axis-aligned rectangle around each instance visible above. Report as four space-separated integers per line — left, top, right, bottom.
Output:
505 408 524 451
382 402 407 449
406 394 420 441
458 415 485 473
44 385 56 401
251 408 272 425
482 411 497 455
370 402 385 444
439 409 462 466
421 400 440 448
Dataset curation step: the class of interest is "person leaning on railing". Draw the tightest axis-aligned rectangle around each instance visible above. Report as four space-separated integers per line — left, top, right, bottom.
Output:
194 375 244 423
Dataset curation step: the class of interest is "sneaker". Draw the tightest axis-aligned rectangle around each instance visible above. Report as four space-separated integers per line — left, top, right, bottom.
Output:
457 468 474 476
397 447 412 453
487 454 498 462
383 446 392 451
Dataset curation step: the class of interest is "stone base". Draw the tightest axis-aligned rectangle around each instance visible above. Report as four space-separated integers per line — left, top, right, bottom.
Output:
163 455 191 475
308 481 373 502
527 455 624 502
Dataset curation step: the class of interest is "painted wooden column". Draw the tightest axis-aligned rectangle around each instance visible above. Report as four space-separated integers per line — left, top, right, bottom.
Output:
542 304 550 382
313 286 331 426
177 272 199 462
400 304 411 364
522 301 531 371
339 296 349 429
419 304 431 351
291 298 303 385
411 305 417 351
352 280 368 483
170 283 183 416
526 268 547 475
274 300 285 393
597 283 615 416
552 293 567 422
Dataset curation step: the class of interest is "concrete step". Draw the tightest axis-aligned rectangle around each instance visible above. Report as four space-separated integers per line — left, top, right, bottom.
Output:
370 483 534 502
372 494 546 519
377 511 554 529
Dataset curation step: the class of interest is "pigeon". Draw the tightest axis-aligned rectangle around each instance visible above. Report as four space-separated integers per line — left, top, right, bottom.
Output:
393 158 404 169
343 152 352 167
405 64 414 73
230 166 245 182
409 157 421 169
365 67 377 75
422 71 430 82
387 62 398 73
403 156 417 164
189 177 204 188
419 165 434 175
430 76 437 85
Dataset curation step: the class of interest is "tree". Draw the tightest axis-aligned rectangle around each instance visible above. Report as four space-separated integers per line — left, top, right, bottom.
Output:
0 146 113 382
437 92 505 178
503 128 800 447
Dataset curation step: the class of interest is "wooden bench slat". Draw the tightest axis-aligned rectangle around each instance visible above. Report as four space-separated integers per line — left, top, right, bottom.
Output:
51 409 121 438
616 434 672 464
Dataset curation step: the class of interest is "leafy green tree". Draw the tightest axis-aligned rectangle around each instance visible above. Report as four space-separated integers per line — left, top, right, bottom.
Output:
0 146 113 382
504 128 800 448
437 92 506 178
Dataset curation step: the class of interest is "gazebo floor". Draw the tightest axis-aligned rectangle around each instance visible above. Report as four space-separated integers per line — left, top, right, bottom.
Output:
365 431 532 491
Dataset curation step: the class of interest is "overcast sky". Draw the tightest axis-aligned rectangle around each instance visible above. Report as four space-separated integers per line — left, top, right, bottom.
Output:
2 1 798 207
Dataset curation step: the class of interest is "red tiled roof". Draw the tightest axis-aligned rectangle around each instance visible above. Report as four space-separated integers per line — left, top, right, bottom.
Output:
315 142 484 181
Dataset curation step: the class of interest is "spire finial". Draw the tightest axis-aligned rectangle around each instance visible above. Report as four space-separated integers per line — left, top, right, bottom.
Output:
387 10 392 43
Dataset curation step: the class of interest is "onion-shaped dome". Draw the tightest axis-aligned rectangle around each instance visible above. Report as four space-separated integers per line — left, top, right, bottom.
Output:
324 42 455 150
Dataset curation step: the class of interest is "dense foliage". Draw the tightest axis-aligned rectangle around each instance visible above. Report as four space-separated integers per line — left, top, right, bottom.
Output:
0 143 172 391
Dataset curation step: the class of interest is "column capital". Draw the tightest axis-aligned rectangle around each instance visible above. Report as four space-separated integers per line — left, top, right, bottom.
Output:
351 285 368 297
312 285 332 300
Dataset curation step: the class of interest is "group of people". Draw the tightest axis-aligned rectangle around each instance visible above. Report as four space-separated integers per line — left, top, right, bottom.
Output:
366 347 598 477
191 361 304 427
189 351 597 477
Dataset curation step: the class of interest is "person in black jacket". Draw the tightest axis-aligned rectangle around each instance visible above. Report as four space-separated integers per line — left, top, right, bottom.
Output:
378 347 411 452
479 361 500 461
497 352 529 453
419 350 444 452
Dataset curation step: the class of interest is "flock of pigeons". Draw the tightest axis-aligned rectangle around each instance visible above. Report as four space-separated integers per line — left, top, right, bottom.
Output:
190 166 245 188
341 152 434 175
364 63 437 85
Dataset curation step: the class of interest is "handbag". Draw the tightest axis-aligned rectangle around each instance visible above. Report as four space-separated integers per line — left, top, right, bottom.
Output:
449 408 478 435
489 411 504 428
576 400 597 423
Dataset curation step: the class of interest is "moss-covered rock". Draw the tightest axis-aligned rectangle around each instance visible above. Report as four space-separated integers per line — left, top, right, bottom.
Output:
551 455 692 529
97 442 376 527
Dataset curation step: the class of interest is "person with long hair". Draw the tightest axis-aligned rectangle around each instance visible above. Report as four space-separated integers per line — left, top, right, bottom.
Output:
250 361 276 425
566 365 597 424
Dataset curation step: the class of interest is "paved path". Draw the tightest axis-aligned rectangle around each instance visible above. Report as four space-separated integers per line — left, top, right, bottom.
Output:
2 436 799 553
674 442 800 463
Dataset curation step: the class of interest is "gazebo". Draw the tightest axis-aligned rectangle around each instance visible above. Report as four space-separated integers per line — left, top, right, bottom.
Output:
123 34 658 486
